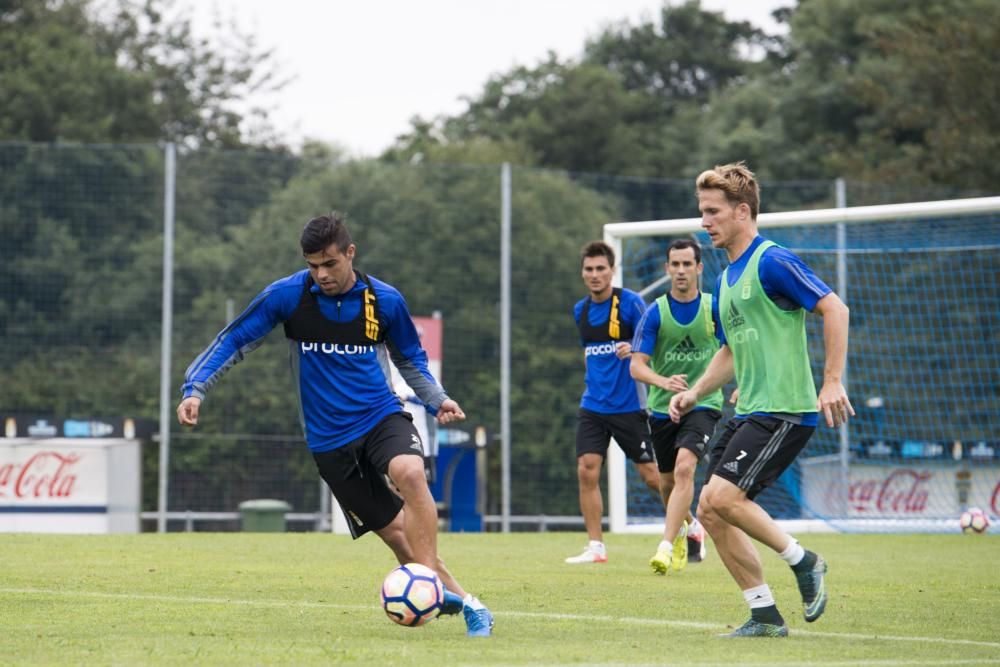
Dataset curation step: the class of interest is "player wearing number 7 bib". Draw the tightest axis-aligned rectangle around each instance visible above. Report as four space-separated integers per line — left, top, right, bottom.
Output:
669 163 854 638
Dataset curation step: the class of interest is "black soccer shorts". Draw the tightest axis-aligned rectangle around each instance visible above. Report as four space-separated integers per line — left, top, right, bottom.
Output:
575 408 654 463
312 412 425 539
650 408 721 473
704 415 815 500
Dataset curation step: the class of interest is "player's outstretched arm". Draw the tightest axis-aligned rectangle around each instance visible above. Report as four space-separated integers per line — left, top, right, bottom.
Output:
177 396 202 426
813 292 854 427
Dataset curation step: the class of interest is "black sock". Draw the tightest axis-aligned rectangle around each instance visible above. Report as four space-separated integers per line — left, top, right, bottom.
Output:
792 549 818 574
751 604 785 626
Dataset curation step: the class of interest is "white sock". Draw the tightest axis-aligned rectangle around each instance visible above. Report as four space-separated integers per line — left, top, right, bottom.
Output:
779 538 805 566
689 517 701 533
657 540 671 552
589 540 606 554
463 594 484 610
743 584 775 609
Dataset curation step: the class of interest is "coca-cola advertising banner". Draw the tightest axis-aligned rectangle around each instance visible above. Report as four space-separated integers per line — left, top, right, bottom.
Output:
802 458 1000 518
0 438 140 533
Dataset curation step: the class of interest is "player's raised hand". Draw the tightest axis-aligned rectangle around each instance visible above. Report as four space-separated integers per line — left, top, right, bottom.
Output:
436 399 466 424
817 381 854 428
176 396 202 426
668 390 697 423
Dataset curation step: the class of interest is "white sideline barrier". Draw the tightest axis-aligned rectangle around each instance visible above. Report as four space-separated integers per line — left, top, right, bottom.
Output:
0 437 141 533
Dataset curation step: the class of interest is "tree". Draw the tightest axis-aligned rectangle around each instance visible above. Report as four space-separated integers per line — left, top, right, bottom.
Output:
767 0 999 189
0 0 284 148
582 0 774 109
842 0 1000 189
386 1 782 178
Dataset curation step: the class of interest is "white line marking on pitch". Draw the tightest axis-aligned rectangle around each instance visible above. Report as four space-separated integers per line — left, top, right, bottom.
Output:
3 588 998 651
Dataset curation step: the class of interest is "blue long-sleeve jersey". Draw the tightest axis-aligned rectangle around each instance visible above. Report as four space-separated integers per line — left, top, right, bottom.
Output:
573 288 648 414
181 270 448 452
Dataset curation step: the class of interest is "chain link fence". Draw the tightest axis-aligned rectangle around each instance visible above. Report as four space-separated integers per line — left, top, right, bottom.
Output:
0 141 992 530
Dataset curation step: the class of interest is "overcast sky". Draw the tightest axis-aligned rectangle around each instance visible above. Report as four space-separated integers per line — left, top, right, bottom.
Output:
186 0 789 156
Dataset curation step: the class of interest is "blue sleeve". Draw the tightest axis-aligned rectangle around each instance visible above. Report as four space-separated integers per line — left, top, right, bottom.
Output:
181 276 300 400
623 289 647 330
572 299 585 345
759 247 832 312
633 302 661 356
712 274 727 346
379 283 447 412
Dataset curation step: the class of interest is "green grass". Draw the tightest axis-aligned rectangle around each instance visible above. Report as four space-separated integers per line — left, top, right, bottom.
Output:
2 532 998 665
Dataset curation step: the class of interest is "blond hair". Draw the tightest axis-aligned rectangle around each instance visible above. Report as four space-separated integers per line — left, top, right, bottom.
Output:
696 162 760 220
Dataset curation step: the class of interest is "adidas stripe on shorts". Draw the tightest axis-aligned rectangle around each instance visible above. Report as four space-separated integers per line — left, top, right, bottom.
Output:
704 415 815 500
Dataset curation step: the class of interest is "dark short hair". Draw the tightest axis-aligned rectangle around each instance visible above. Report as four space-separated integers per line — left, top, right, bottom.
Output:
667 238 701 264
300 212 352 255
581 240 615 268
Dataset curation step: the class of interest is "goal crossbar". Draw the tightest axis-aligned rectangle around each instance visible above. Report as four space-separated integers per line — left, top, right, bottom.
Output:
604 196 1000 240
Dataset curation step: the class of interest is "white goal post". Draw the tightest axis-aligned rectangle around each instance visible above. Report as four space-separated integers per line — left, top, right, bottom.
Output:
603 195 1000 534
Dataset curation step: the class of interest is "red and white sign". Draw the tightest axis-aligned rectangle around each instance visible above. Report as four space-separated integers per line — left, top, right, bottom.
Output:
0 438 140 533
802 458 1000 518
412 315 443 381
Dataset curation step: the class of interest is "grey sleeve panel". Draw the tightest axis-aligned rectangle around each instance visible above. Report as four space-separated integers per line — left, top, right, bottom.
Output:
386 339 448 410
187 338 266 401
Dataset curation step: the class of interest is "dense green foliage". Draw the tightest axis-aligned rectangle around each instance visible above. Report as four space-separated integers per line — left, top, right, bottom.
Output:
2 532 999 664
0 0 284 147
387 0 1000 189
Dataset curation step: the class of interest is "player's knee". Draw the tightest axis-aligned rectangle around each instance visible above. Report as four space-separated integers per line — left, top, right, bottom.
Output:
389 458 429 494
577 456 601 482
697 487 725 523
696 500 720 532
674 459 696 482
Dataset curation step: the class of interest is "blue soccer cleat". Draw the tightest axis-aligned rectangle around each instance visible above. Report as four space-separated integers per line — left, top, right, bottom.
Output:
463 604 494 637
440 588 464 616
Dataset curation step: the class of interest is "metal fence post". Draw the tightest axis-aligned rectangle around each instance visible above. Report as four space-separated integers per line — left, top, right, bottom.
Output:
500 162 512 533
835 177 850 514
158 142 176 533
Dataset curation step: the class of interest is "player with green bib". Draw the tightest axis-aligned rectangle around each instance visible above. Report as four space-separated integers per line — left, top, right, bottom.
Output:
631 239 721 574
670 163 854 638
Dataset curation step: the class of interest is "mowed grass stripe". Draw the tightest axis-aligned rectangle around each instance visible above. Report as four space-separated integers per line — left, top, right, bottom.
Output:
4 586 998 650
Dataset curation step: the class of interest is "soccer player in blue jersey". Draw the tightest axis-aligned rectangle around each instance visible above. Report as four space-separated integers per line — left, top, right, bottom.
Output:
176 213 494 637
631 239 721 574
566 240 659 564
669 163 853 637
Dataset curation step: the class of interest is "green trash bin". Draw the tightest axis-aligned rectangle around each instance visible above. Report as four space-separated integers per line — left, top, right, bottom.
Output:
238 499 291 532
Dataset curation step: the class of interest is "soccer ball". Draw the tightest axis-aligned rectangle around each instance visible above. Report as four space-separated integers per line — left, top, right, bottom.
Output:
380 563 443 627
959 507 990 534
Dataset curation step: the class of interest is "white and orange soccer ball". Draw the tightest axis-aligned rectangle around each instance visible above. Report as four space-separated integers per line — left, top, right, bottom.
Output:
959 507 990 534
380 563 443 627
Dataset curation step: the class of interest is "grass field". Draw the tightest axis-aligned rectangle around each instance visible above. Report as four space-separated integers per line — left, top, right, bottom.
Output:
2 532 998 665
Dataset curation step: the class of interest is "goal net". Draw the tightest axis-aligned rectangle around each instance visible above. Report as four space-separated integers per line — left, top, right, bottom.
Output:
604 196 1000 533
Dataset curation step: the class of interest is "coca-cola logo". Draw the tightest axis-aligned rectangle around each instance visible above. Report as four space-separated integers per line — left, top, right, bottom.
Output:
0 451 80 499
849 469 930 514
